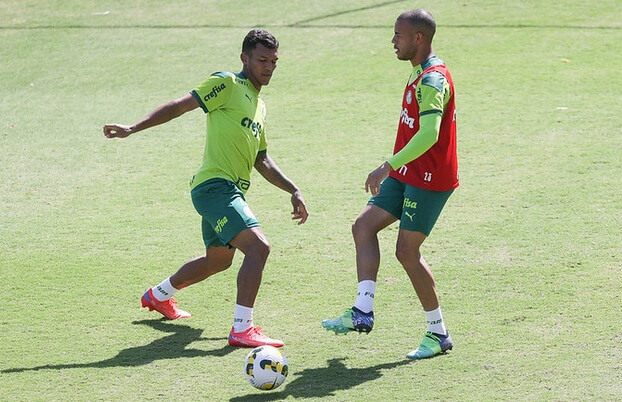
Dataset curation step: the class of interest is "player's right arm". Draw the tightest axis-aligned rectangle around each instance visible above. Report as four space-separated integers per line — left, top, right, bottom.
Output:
103 93 199 138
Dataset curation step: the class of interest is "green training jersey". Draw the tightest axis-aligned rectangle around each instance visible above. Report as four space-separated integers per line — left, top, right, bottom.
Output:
190 71 267 193
409 56 451 115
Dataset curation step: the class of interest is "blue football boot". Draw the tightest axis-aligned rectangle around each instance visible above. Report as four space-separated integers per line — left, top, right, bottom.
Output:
407 331 453 359
321 307 374 334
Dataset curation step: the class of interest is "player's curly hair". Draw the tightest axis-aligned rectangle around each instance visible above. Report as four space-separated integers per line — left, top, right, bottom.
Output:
242 29 279 54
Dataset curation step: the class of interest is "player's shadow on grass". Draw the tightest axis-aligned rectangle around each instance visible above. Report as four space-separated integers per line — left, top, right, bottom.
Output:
2 319 234 373
230 357 411 401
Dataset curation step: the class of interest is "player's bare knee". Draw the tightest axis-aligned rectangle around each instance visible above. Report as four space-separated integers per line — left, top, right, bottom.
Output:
395 245 420 266
261 241 271 261
352 218 371 241
214 261 233 273
251 239 271 263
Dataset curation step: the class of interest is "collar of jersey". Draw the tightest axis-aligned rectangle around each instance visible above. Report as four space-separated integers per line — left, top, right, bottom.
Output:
235 71 260 94
412 56 442 78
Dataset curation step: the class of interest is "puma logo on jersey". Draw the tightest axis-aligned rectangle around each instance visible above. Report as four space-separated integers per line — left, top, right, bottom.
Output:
404 211 416 221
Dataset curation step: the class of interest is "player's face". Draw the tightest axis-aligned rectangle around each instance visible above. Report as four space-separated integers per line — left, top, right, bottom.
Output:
242 44 279 89
391 18 417 61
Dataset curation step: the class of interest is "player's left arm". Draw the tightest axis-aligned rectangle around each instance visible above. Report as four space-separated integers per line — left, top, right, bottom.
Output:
254 150 309 224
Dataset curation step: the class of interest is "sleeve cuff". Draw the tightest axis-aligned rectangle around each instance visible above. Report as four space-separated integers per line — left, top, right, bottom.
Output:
190 90 208 113
387 157 401 170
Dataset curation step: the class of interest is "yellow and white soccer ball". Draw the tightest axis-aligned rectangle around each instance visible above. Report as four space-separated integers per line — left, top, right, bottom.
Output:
244 345 289 390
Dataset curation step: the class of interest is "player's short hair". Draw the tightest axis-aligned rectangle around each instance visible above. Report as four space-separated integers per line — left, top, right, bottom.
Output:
398 9 436 39
242 29 279 54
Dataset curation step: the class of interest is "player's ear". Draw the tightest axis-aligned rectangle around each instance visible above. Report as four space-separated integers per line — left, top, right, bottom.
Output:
415 31 429 45
240 51 249 65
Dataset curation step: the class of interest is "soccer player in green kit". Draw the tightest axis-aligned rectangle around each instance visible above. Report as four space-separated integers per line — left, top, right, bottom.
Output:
103 29 308 348
322 9 458 359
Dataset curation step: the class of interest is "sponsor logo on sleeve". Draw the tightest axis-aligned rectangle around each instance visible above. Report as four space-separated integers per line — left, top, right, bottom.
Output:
203 83 226 101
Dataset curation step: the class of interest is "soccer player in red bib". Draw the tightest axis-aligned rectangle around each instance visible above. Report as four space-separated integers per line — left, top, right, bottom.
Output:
322 9 458 359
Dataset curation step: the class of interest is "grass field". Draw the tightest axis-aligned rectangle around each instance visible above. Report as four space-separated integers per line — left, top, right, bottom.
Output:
1 1 621 400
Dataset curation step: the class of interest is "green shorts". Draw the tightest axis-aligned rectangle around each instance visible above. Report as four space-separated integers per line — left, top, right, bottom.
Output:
368 176 453 236
191 178 260 248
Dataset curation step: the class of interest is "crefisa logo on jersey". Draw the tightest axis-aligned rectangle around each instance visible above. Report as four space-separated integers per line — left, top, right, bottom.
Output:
241 117 263 138
400 108 415 129
204 83 226 101
406 90 413 105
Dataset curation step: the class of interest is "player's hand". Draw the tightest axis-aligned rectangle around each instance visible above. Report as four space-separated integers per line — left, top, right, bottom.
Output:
103 124 133 139
365 162 392 196
290 190 309 225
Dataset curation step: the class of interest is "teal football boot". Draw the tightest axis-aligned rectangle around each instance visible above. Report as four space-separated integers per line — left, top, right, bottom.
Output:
322 307 374 334
407 331 453 359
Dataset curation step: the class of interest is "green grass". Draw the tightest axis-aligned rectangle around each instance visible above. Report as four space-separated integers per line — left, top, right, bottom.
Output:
1 1 621 400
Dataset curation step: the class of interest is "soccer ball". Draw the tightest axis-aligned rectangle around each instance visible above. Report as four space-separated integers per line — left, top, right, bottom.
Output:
244 345 289 390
